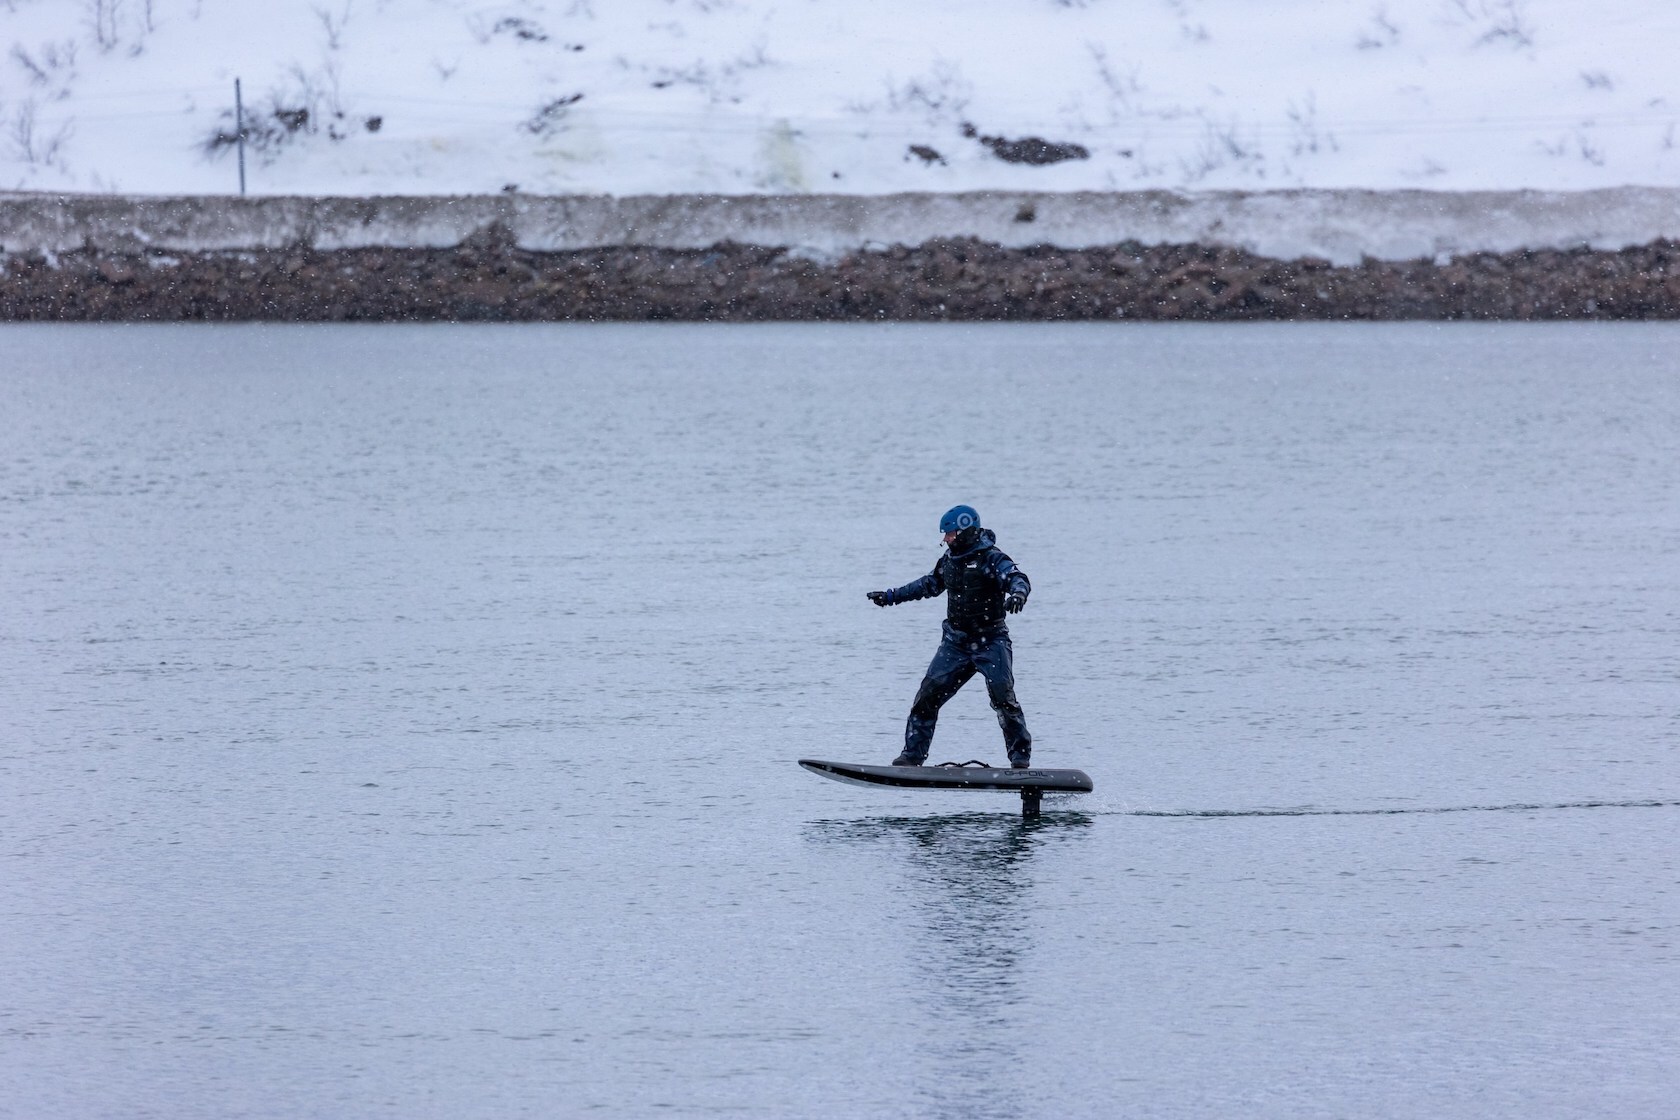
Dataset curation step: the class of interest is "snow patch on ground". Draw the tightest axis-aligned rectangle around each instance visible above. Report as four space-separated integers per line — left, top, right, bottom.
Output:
1 0 1678 197
8 188 1680 265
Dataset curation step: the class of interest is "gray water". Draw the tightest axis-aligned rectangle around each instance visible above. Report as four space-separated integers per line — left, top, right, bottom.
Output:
3 323 1677 1118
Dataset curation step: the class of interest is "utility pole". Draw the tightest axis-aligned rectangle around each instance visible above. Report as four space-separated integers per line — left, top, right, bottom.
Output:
235 78 247 197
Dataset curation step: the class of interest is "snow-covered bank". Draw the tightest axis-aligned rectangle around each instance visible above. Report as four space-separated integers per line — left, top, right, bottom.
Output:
3 2 1678 197
9 1 1678 319
8 188 1680 266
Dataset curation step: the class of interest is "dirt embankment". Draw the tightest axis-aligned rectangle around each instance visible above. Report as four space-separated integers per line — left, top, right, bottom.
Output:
5 229 1679 321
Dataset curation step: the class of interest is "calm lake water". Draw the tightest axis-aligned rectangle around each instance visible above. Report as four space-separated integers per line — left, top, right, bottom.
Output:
3 323 1677 1118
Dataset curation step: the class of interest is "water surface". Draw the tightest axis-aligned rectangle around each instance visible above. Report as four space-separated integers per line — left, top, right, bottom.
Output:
3 323 1677 1118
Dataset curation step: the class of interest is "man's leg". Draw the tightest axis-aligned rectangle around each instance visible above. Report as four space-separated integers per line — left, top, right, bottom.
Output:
898 642 975 765
976 635 1032 766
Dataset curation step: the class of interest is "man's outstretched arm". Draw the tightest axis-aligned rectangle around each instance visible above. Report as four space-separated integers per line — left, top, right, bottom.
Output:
867 568 944 607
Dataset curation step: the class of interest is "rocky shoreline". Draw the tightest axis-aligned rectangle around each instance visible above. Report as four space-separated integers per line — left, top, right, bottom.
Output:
4 232 1679 321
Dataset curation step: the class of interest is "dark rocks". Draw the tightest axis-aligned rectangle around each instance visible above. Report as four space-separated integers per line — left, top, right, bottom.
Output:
95 259 136 285
494 17 548 42
2 238 1677 321
962 123 1090 165
980 135 1090 165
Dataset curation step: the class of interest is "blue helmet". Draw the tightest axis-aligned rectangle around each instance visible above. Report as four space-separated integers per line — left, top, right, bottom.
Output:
939 505 981 534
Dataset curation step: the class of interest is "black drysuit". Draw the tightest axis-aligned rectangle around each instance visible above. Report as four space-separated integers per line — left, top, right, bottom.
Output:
878 528 1033 764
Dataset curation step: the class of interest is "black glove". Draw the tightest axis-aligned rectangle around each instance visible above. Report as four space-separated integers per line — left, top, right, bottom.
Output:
1005 591 1027 614
867 591 891 607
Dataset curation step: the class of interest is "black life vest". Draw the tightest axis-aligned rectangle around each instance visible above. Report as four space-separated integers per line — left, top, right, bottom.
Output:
941 549 1006 632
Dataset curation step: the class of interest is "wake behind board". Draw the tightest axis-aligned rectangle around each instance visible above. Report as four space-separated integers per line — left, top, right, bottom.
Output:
799 759 1092 818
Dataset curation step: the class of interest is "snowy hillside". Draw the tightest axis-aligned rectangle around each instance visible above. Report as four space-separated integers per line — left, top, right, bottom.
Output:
1 0 1678 197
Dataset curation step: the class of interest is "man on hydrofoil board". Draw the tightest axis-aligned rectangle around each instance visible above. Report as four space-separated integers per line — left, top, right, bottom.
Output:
867 505 1034 769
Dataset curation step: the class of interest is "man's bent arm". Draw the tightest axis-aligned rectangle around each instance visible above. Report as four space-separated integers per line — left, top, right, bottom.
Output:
992 555 1031 602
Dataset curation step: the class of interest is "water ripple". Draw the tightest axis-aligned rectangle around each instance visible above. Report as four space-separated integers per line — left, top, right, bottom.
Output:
1118 798 1680 819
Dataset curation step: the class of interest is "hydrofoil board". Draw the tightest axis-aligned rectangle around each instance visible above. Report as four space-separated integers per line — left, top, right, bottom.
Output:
799 759 1093 794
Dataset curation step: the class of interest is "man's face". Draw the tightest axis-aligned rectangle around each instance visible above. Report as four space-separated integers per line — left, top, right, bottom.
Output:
943 529 959 549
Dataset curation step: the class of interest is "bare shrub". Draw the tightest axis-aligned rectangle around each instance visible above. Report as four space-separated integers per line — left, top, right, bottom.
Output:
1180 116 1262 181
1537 129 1604 165
1445 0 1534 49
201 62 356 160
524 93 584 136
1356 7 1401 49
1165 0 1210 43
308 57 346 123
884 61 971 120
82 0 158 54
648 44 771 105
1287 94 1338 156
1087 44 1142 116
12 40 79 92
8 98 74 169
313 1 354 51
86 0 123 51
